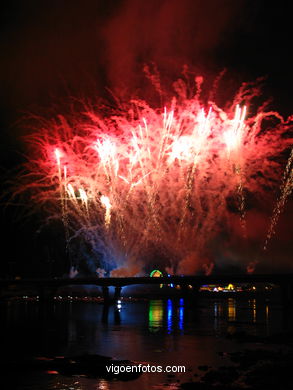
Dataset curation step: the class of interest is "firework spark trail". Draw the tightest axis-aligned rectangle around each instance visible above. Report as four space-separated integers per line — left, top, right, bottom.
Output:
55 148 63 206
100 195 112 227
237 172 247 236
55 148 72 262
176 107 212 240
264 148 293 251
16 77 292 275
223 105 246 157
223 105 248 236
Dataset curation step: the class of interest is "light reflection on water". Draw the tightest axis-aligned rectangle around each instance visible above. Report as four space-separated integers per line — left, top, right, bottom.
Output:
178 298 184 332
167 299 172 334
1 295 291 390
227 298 236 322
148 299 185 335
148 300 164 332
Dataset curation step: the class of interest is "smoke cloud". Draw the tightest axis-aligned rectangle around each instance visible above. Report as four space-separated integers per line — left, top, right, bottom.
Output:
102 0 245 91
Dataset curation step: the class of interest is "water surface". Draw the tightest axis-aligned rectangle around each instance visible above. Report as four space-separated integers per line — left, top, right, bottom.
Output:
1 294 290 389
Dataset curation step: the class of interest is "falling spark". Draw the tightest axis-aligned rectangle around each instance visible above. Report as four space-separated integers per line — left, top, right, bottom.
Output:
223 105 247 236
79 188 88 207
55 148 61 167
264 148 293 250
66 184 76 201
100 195 112 227
223 105 247 156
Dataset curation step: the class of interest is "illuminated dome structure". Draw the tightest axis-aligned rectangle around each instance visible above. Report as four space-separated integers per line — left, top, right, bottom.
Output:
150 269 164 278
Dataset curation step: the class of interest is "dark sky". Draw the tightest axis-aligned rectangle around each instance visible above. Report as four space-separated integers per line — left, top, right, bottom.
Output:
0 0 292 276
1 0 293 161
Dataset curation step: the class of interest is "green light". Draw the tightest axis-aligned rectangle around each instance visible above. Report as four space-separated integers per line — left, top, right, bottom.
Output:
148 300 164 332
150 269 163 277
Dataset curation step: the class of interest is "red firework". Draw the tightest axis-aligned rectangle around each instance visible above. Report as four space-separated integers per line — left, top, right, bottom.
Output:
16 75 292 275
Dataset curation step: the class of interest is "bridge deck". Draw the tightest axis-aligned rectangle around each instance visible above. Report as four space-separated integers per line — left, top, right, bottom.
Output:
1 274 293 288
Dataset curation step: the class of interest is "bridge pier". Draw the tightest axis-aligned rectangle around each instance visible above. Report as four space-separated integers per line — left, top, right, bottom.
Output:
114 286 122 301
102 286 110 304
114 307 121 324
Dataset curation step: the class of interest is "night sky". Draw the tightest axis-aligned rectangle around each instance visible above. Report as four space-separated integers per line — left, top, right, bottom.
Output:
0 0 292 277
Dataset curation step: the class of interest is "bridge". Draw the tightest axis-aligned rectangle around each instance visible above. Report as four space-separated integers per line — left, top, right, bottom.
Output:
1 274 293 304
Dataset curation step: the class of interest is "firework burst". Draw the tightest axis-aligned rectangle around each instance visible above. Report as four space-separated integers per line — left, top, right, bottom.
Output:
16 75 292 275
